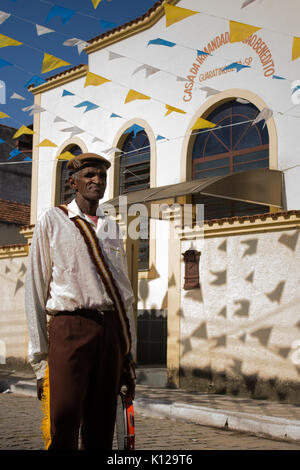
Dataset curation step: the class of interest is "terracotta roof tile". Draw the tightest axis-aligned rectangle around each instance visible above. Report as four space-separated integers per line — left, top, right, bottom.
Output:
0 199 30 225
204 210 300 226
87 0 164 45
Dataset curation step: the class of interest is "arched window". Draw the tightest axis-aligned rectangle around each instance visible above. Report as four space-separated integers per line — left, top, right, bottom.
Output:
191 100 270 219
118 126 150 270
59 144 82 204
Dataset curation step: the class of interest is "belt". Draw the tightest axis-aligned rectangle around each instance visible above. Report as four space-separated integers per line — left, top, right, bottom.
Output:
54 308 115 325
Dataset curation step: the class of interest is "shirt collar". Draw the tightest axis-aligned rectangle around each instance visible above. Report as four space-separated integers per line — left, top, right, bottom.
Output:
67 198 105 220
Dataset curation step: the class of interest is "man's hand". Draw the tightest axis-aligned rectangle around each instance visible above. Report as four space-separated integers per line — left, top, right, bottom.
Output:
120 361 136 400
37 378 44 401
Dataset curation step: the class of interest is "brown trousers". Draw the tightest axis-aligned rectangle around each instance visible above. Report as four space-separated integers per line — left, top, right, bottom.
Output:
47 310 123 450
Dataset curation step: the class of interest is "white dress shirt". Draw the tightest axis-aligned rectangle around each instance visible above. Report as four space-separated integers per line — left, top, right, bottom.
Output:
25 199 136 379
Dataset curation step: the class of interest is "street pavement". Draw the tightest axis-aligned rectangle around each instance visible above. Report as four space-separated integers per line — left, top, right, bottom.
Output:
1 393 300 451
1 365 300 452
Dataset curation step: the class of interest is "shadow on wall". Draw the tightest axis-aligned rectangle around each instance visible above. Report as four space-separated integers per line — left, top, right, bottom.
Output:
178 229 300 403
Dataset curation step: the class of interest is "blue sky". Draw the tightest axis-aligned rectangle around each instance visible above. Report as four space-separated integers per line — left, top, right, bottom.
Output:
0 0 157 129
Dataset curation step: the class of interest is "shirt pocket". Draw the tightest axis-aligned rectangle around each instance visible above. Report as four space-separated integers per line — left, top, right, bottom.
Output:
107 243 126 273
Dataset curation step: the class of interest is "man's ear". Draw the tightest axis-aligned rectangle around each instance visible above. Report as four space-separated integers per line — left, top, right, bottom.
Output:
67 176 77 191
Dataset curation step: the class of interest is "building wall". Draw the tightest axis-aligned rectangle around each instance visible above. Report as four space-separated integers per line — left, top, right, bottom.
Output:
179 223 300 401
0 254 29 366
0 222 27 246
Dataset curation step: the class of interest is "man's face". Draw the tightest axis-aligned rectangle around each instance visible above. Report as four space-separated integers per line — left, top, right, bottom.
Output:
69 162 107 202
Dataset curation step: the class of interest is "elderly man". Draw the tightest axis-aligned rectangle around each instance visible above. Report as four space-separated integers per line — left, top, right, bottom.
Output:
25 152 136 450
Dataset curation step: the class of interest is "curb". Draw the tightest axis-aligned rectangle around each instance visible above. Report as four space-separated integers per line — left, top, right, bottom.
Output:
10 380 36 397
134 398 300 443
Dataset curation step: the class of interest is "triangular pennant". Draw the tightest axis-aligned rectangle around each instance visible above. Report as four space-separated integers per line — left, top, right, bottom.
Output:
0 58 12 67
200 86 220 97
36 139 57 147
61 126 84 137
0 33 22 48
252 107 273 125
100 20 117 30
36 24 54 36
124 90 151 104
0 111 9 118
92 0 102 8
63 38 88 54
13 125 34 139
165 104 186 116
132 64 160 78
0 11 11 25
191 117 216 130
292 37 300 61
108 51 124 60
41 52 70 74
102 147 121 155
156 135 167 141
9 148 21 159
57 151 75 160
46 5 75 24
84 72 111 87
53 116 66 123
92 137 103 143
74 101 99 112
241 0 257 7
22 104 45 116
62 89 74 97
229 20 261 43
148 38 176 47
164 4 199 28
24 75 46 88
10 92 25 100
124 124 144 137
222 62 251 72
110 113 122 118
272 75 286 80
23 157 32 161
197 50 210 56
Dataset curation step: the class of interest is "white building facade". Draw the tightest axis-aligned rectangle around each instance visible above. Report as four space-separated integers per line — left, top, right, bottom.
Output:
1 0 300 400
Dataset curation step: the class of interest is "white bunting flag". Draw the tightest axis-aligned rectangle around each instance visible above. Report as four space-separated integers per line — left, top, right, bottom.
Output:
63 38 88 55
200 86 220 97
22 104 46 115
102 146 121 154
36 24 55 36
252 107 273 127
53 116 66 123
0 11 11 25
132 64 160 78
108 51 124 60
10 92 25 100
61 126 84 137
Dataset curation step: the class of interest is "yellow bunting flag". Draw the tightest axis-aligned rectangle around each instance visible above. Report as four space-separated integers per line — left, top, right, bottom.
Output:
41 53 70 74
57 151 74 160
124 90 151 104
13 125 35 139
165 104 186 116
91 0 102 8
191 117 216 130
229 20 261 43
292 36 300 61
84 72 111 87
0 33 22 48
0 112 9 118
36 139 57 147
164 4 199 28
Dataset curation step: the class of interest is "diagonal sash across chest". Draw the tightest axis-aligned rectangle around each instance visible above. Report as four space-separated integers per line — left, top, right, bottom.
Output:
57 204 131 356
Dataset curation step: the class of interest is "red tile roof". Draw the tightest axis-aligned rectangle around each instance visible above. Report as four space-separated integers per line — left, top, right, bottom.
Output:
87 0 165 46
0 199 30 225
205 210 300 226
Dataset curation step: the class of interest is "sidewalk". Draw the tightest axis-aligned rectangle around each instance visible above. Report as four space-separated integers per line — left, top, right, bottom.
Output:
1 367 300 443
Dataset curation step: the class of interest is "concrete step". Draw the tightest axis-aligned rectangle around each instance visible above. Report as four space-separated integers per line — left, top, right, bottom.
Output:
136 367 167 388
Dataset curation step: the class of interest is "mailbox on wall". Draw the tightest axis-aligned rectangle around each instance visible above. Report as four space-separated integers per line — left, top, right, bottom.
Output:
182 249 201 290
